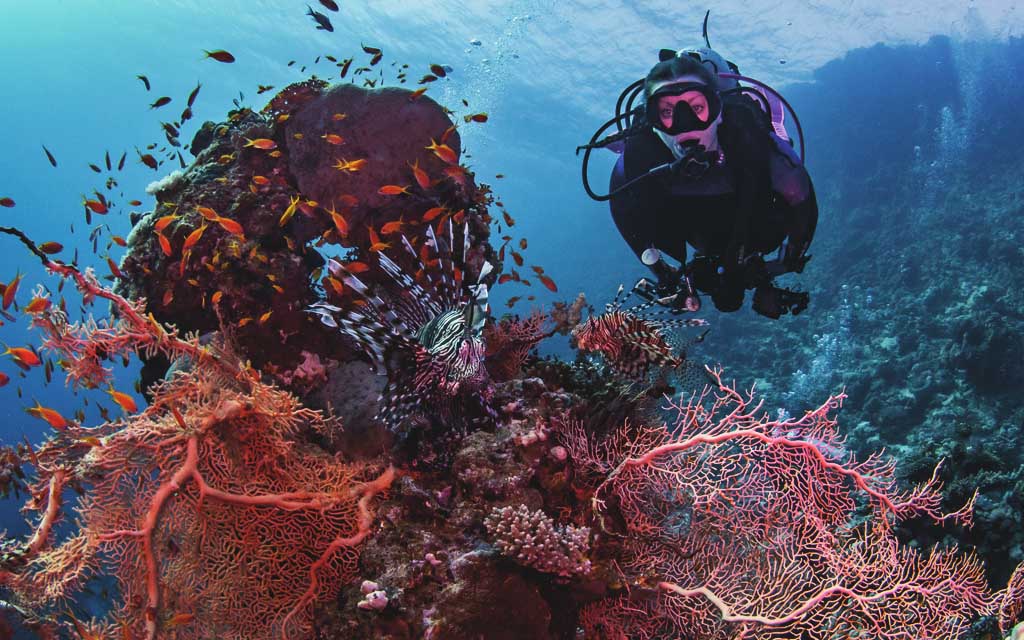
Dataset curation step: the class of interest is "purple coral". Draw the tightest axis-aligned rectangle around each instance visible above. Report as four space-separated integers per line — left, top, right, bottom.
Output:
484 504 591 577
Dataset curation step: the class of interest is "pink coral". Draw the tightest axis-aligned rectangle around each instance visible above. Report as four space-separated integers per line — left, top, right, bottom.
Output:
570 366 1000 638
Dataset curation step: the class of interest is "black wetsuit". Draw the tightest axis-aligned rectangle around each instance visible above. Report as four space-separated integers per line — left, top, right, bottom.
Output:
609 97 818 316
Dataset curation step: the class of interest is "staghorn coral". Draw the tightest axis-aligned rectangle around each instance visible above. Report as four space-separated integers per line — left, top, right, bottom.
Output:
484 504 591 577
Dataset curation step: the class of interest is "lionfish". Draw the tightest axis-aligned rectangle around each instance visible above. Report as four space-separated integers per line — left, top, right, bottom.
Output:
571 280 709 382
309 219 493 432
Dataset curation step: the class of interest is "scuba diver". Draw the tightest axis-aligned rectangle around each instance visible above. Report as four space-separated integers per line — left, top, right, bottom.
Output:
578 13 818 319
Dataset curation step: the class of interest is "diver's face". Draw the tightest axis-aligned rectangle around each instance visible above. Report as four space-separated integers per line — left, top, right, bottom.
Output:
656 91 710 129
652 76 720 151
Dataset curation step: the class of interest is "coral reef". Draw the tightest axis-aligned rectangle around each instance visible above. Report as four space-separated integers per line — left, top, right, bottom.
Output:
3 44 1024 638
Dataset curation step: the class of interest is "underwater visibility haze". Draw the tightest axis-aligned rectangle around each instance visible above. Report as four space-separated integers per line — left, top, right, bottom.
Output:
1 1 1024 638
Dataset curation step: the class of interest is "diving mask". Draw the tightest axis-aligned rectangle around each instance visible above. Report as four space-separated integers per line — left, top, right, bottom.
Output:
645 82 722 136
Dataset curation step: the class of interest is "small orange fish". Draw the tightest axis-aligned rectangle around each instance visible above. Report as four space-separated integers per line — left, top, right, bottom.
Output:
182 225 206 252
128 199 143 206
380 217 405 235
511 250 524 266
452 209 465 224
408 87 428 101
83 198 108 214
23 296 51 314
269 150 282 158
111 235 127 247
367 226 383 247
425 138 457 164
409 159 431 190
506 296 521 307
4 345 40 367
0 372 8 387
463 112 488 123
39 241 63 254
204 49 236 63
217 217 245 237
238 316 253 327
292 133 304 140
503 211 515 226
107 256 123 279
157 233 173 257
327 202 349 236
322 133 344 145
0 197 14 207
26 401 68 429
443 165 467 183
345 261 370 273
538 274 558 292
258 310 272 324
154 214 177 233
107 387 138 413
377 184 410 196
333 157 367 172
519 238 528 250
497 273 513 285
332 112 347 120
326 276 345 295
440 125 458 144
369 242 391 253
165 612 195 629
243 137 277 150
196 205 219 221
252 175 270 186
211 290 223 304
422 206 446 222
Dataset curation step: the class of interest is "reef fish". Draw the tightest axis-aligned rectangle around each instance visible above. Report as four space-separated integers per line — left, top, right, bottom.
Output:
309 220 494 431
306 5 334 31
571 281 708 381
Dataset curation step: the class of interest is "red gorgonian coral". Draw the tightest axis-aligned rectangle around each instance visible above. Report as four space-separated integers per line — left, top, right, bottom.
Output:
0 254 393 640
564 366 1010 639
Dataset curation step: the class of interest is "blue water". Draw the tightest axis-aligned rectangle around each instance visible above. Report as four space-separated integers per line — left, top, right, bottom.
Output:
2 2 1023 636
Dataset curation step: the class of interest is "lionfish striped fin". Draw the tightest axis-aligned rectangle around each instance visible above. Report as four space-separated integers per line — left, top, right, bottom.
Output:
333 264 418 341
607 284 627 313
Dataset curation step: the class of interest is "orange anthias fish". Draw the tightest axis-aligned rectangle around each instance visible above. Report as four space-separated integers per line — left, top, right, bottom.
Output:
333 157 367 172
204 49 236 63
3 345 41 367
326 202 349 236
0 197 15 207
23 296 51 314
82 198 108 214
463 112 488 123
107 387 138 414
243 137 277 150
322 134 344 145
380 217 405 235
26 401 69 429
422 206 446 222
196 205 219 221
409 159 431 189
425 138 458 164
538 274 558 292
157 233 173 257
377 184 410 196
182 225 206 252
216 217 245 237
2 272 23 310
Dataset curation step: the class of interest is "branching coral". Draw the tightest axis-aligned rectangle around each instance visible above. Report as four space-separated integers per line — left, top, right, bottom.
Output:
0 234 393 640
569 366 1003 639
485 504 591 577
